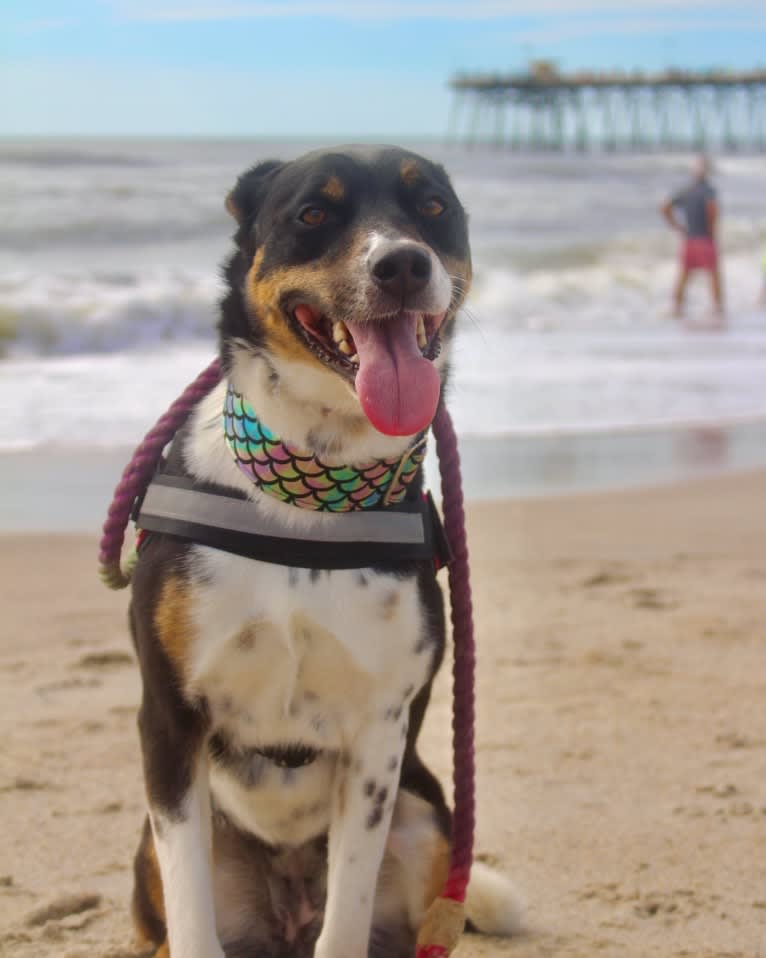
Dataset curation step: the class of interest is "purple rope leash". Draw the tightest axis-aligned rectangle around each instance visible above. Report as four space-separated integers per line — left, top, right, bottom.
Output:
432 402 475 903
98 358 222 588
414 404 476 958
97 369 475 956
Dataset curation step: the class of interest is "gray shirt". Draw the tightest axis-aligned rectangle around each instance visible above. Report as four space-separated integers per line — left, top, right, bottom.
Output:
671 179 717 238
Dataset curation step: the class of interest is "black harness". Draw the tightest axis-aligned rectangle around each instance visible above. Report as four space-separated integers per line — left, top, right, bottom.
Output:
135 474 450 572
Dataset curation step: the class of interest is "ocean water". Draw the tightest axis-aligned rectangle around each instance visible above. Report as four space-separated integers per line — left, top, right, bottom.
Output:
1 138 765 453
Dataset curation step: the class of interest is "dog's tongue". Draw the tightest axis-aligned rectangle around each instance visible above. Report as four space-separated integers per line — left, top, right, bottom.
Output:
347 313 440 436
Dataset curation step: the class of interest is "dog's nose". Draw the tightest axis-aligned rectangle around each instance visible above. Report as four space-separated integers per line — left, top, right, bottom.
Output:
369 242 432 299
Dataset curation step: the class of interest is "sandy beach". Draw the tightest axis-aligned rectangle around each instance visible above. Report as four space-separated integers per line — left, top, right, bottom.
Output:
1 470 765 958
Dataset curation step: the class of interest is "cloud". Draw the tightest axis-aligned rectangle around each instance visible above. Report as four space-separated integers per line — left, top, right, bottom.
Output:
111 0 764 23
11 16 78 33
512 14 766 44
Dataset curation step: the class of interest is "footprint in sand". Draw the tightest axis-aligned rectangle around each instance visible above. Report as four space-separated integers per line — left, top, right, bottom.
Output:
695 782 739 798
75 651 133 669
628 587 678 610
715 731 765 750
24 892 101 928
581 569 633 589
36 677 102 694
0 777 53 793
634 888 720 923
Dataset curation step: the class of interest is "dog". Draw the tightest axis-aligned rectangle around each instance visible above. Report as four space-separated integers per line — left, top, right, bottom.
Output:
128 146 521 958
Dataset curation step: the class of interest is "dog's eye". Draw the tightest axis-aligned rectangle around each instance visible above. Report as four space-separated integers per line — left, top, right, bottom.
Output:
418 197 446 218
299 206 327 227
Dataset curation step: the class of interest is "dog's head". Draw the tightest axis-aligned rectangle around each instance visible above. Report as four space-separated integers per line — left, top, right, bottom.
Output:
221 146 471 438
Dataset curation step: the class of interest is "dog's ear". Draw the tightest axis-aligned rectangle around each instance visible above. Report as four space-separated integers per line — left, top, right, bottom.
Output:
225 160 285 225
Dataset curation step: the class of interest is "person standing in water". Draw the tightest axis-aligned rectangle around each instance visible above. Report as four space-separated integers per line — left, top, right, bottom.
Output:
661 155 724 324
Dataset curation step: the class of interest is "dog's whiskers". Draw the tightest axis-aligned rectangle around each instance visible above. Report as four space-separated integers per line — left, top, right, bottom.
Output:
446 274 486 340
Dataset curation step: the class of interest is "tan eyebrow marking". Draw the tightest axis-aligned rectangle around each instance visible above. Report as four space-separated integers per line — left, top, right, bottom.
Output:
400 159 420 185
320 175 345 201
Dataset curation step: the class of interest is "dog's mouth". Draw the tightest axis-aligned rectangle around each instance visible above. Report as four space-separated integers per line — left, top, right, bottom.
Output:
291 304 446 436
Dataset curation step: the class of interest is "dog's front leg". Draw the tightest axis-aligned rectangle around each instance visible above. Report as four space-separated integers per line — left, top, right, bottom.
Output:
149 759 222 958
138 688 221 958
315 714 409 958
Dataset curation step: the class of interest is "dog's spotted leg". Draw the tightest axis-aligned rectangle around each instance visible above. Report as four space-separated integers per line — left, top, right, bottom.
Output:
148 757 222 958
134 578 222 958
138 700 221 958
314 712 410 958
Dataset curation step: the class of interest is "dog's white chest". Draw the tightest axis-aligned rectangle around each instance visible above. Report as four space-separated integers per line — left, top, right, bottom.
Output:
187 547 430 751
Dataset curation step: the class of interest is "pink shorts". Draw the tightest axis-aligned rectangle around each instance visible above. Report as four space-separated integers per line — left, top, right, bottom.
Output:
682 237 717 271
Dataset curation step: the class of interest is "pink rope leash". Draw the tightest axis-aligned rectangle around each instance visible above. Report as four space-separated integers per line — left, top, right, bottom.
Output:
97 369 475 957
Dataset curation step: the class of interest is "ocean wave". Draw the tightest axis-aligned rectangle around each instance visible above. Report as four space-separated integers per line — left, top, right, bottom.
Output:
2 326 765 451
1 239 763 359
0 268 222 357
1 216 230 251
0 147 160 169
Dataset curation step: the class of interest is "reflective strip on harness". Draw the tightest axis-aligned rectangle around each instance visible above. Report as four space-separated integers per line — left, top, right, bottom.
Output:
136 475 447 570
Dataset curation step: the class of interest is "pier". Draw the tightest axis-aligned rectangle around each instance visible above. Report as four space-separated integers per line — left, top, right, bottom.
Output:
448 63 766 152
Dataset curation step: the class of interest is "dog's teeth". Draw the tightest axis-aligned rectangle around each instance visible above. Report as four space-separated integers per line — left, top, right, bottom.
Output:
349 353 359 364
416 316 427 349
332 321 349 344
338 340 352 355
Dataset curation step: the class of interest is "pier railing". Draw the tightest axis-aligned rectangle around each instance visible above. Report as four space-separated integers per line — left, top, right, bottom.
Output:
448 66 766 151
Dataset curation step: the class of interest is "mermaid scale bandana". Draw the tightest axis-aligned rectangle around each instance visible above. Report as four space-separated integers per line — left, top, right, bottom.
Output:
223 386 426 512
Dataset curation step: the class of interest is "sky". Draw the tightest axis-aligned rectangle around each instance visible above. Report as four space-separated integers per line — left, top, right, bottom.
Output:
2 1 764 137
